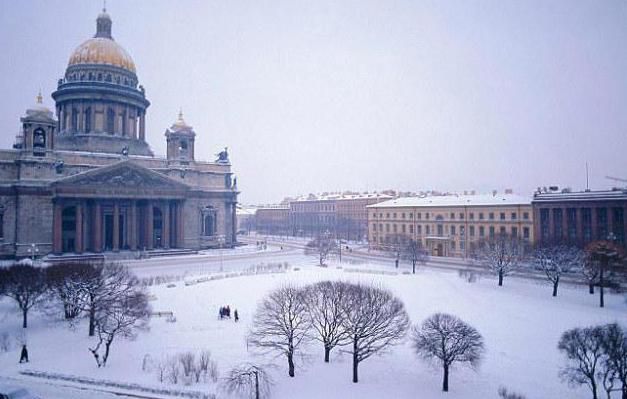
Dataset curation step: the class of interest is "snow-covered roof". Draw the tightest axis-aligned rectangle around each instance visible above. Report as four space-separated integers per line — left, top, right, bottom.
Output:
293 193 393 202
532 189 627 203
367 194 532 208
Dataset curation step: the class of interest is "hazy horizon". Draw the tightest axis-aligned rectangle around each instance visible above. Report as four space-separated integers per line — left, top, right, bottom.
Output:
1 0 626 204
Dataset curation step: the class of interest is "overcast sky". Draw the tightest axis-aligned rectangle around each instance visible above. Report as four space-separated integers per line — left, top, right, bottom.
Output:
1 0 626 204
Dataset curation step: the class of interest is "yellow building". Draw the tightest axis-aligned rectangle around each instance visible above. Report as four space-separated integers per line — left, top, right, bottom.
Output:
367 194 533 258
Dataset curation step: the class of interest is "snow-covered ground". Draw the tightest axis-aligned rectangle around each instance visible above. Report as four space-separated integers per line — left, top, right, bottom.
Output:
0 255 625 399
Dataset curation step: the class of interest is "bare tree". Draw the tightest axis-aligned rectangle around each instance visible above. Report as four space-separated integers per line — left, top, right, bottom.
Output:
558 325 606 399
222 363 273 399
46 262 96 319
79 262 136 336
0 264 48 328
533 244 584 297
403 239 428 274
601 323 627 399
304 235 338 266
248 285 310 377
341 283 409 383
304 281 350 363
581 254 600 295
411 313 485 392
585 241 625 308
89 288 150 367
473 233 523 286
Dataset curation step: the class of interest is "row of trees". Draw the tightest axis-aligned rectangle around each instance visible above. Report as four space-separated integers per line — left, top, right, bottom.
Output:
0 262 150 367
247 281 485 392
558 323 627 399
470 234 625 307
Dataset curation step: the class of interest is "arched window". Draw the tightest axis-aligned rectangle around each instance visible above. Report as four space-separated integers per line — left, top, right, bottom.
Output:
106 108 115 134
33 128 46 155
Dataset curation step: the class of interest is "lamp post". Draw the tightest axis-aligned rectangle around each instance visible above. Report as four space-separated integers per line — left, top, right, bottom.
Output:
26 243 39 263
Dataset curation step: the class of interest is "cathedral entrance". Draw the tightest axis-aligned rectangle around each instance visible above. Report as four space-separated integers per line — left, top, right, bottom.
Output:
61 206 77 253
153 207 163 249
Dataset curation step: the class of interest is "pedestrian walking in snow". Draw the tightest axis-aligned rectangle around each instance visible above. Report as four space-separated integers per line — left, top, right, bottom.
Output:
19 345 28 363
234 309 239 322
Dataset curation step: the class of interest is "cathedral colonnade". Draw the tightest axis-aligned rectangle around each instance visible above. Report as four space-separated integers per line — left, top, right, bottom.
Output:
52 198 184 254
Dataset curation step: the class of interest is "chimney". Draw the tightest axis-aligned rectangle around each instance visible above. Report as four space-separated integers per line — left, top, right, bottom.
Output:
504 188 513 194
492 190 497 197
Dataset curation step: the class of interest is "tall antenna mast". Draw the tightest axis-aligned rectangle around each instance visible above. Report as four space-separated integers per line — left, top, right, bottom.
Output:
585 162 589 190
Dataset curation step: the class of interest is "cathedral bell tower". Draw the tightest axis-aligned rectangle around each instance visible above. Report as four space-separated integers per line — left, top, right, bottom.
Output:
18 92 56 156
165 110 195 163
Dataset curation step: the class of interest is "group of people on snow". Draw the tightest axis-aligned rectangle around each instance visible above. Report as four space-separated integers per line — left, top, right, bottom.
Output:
219 305 239 322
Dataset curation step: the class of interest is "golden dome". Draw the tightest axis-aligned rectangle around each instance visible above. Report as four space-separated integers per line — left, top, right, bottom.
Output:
68 37 136 73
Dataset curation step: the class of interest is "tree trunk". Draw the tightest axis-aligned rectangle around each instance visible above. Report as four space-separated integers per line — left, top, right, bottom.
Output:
103 340 112 367
324 346 331 363
621 381 626 399
89 304 96 336
22 308 28 328
591 380 598 399
412 261 416 274
352 338 359 383
589 283 594 294
599 265 605 308
552 278 559 297
287 350 295 377
442 364 449 392
498 270 503 286
255 371 260 399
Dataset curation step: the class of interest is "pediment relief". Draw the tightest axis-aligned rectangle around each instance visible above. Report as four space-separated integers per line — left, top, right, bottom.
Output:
53 161 189 192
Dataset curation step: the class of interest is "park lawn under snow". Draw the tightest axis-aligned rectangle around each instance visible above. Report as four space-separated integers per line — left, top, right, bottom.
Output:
0 260 625 399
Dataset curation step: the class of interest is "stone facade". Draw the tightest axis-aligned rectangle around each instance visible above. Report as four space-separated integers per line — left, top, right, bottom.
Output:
367 194 534 258
0 10 238 259
532 188 627 249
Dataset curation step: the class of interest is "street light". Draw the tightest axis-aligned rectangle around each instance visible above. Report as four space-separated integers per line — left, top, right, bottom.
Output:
26 243 39 262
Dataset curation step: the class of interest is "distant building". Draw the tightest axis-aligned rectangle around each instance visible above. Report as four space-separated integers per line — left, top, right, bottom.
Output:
290 193 393 240
367 193 533 258
532 188 627 248
236 205 256 235
255 205 291 236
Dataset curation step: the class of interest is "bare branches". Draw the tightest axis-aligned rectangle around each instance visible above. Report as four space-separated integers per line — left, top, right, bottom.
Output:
473 233 524 286
532 244 584 296
558 325 605 399
303 281 351 363
402 239 429 274
304 235 338 266
0 264 48 328
247 285 311 377
340 283 410 383
411 313 484 392
222 363 273 399
88 264 150 367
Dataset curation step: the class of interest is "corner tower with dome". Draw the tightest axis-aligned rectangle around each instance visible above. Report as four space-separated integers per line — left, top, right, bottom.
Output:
0 9 238 259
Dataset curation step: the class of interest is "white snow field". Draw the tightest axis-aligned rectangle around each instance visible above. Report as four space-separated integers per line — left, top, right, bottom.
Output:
0 257 625 399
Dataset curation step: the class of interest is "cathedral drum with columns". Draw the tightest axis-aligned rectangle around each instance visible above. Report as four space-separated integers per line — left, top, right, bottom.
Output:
0 10 238 259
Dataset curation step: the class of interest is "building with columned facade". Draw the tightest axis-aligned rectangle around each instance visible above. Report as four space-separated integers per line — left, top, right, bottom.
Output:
0 9 238 259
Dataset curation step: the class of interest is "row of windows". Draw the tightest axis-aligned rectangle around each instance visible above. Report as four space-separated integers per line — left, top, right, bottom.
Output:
66 71 137 87
372 223 530 239
372 211 530 221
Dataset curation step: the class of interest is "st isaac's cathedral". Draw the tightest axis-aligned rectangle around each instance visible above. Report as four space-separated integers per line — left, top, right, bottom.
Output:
0 9 238 259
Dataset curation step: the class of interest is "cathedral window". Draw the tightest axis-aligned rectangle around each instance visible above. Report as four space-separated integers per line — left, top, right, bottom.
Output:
33 128 46 156
202 207 217 236
106 74 112 82
106 108 115 134
84 107 92 132
71 109 78 131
